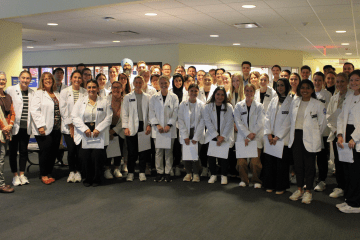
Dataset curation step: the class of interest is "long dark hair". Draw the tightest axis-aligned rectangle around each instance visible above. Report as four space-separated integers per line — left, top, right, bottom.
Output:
118 73 131 94
297 79 317 99
207 86 229 110
276 78 291 98
172 73 184 103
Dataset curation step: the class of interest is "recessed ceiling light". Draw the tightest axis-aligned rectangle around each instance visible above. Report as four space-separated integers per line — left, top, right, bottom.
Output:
233 43 241 46
345 53 352 55
145 13 157 16
47 23 58 26
341 43 349 45
210 35 219 37
112 40 120 43
242 5 256 8
234 23 261 29
336 30 346 33
27 46 34 48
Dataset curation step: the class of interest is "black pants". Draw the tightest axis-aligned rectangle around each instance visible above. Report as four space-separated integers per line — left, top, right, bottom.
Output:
200 141 209 168
80 146 105 185
35 130 61 177
228 146 237 175
316 136 330 182
105 125 124 167
9 128 30 173
126 122 148 173
292 130 316 189
344 124 360 207
173 128 182 166
64 134 81 172
205 141 229 176
332 137 345 189
263 146 291 191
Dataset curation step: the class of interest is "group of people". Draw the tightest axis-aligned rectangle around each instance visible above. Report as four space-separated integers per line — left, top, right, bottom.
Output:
0 59 359 214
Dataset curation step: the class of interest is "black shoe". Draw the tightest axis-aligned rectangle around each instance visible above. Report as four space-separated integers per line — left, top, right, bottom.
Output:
154 174 163 182
164 174 172 183
83 181 91 187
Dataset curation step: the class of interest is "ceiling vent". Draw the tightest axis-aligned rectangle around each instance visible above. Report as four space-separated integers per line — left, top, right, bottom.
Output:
111 31 139 36
22 39 36 43
233 23 261 29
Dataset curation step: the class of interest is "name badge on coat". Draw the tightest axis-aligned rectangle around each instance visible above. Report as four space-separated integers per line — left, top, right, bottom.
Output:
311 114 317 118
319 99 325 103
265 94 270 97
241 111 247 115
129 99 136 102
282 111 289 114
97 108 104 111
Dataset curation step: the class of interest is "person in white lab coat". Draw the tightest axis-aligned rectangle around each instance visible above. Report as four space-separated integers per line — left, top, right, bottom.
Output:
312 72 332 192
327 72 352 198
203 86 234 185
250 71 260 90
149 75 179 183
30 72 61 185
122 76 151 182
198 74 216 104
59 70 87 183
283 80 327 204
254 73 277 112
72 80 112 187
96 73 111 97
6 70 34 187
118 73 131 95
263 78 293 194
234 84 264 188
336 70 360 213
139 70 157 96
178 84 205 182
289 73 301 98
104 66 118 91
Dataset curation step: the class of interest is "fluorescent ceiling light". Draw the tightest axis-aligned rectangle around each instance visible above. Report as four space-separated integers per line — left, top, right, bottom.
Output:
242 5 256 8
345 53 352 55
210 35 219 37
112 41 120 43
341 43 349 45
336 30 346 33
47 23 58 26
145 13 157 16
234 23 260 29
233 43 241 45
27 46 34 48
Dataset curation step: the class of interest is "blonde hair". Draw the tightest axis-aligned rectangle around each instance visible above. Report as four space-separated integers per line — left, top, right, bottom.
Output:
38 72 57 92
229 73 244 104
244 83 256 93
259 73 270 83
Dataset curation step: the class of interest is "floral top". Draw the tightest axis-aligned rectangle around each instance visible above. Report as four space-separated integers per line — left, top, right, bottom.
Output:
52 96 61 130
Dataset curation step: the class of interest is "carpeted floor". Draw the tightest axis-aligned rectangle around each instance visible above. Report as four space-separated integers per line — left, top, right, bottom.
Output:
1 152 359 240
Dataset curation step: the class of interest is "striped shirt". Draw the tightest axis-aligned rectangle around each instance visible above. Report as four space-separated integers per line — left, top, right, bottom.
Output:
73 90 79 104
20 90 28 129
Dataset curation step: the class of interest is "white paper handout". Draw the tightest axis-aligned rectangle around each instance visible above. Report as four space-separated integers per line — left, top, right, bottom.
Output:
138 131 151 152
182 141 199 161
155 131 171 149
327 108 342 126
106 136 121 158
207 141 230 159
235 140 258 158
264 138 284 159
337 143 354 163
82 132 104 149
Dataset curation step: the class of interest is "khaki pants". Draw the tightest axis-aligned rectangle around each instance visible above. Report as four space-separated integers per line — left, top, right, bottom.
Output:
236 149 262 184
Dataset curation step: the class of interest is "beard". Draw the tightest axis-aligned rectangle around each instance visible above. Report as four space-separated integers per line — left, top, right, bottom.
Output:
123 69 131 76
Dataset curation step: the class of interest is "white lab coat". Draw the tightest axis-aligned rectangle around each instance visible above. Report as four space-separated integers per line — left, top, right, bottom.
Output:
99 88 110 97
59 86 87 135
234 100 265 148
326 89 353 142
264 95 293 146
229 92 243 108
198 85 216 103
178 99 205 144
203 102 234 147
121 91 150 136
144 85 157 97
316 88 332 136
149 91 179 138
337 92 360 152
30 90 60 136
5 84 34 135
254 86 277 112
282 97 327 152
71 96 113 146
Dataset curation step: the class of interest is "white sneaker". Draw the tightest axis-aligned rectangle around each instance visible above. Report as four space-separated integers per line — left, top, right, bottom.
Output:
74 172 82 182
126 173 134 182
122 164 128 173
254 183 262 189
302 192 312 204
175 167 181 176
221 175 228 185
170 169 174 176
192 174 200 182
104 169 113 179
201 167 208 177
330 188 344 198
289 190 303 201
239 181 246 187
19 175 29 185
183 174 192 182
336 202 348 209
339 205 360 213
12 176 22 186
113 169 122 178
208 175 217 184
67 172 75 183
139 173 146 182
314 181 326 191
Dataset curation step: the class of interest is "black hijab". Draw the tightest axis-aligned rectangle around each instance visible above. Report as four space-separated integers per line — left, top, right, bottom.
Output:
172 74 184 103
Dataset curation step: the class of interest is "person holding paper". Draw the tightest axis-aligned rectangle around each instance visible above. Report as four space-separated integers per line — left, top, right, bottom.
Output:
336 70 360 213
59 70 87 183
284 80 327 204
72 80 112 187
149 75 179 183
178 84 205 182
313 72 332 192
263 78 293 194
122 76 151 182
234 84 264 188
203 86 234 185
254 73 276 112
104 81 125 180
30 72 61 185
